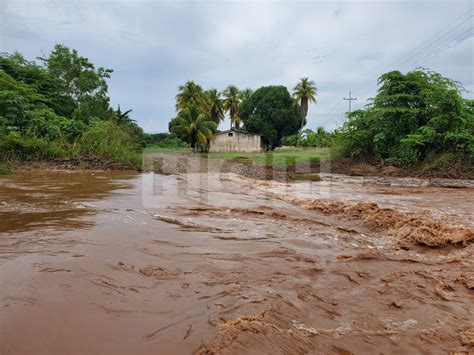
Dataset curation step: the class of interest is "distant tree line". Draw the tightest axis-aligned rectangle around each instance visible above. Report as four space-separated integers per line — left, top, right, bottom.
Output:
282 127 334 148
142 132 187 148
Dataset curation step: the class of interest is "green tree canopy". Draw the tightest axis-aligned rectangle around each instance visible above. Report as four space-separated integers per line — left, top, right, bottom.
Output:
0 46 143 168
293 77 317 141
204 89 224 124
175 81 205 112
239 88 253 103
223 85 241 129
240 85 301 149
339 69 473 166
38 44 113 119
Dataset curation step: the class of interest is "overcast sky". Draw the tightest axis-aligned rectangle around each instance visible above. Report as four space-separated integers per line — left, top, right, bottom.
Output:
1 0 473 133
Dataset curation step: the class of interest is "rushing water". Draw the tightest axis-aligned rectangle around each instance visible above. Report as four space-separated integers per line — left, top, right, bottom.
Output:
1 161 473 354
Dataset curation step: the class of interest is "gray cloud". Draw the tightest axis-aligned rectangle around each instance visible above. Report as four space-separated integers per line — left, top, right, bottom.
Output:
1 0 473 132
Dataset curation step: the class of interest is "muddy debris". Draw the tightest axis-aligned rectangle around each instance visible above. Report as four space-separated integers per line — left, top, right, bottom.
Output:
280 197 474 249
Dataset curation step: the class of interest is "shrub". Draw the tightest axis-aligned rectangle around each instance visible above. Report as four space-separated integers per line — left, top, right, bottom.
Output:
0 163 13 175
0 132 66 162
143 132 187 148
338 69 473 167
76 121 141 168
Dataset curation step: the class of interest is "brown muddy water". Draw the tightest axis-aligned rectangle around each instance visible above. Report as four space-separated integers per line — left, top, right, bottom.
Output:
1 156 473 355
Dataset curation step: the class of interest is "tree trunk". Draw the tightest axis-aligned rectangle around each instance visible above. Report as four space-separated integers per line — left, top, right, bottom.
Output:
297 98 308 146
211 111 217 124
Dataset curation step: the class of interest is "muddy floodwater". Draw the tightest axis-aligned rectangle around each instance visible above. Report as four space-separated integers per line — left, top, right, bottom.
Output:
1 155 473 354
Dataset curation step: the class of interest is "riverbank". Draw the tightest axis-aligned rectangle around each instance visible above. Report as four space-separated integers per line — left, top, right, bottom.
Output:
0 155 142 176
143 150 474 184
3 147 472 180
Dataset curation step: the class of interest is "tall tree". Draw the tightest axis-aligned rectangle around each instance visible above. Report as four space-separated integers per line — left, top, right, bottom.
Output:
293 78 317 144
240 86 301 149
175 81 205 111
38 44 113 119
205 89 224 124
223 85 241 129
169 104 217 152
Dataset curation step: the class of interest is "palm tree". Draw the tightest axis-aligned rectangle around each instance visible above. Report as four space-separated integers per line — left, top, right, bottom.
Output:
175 81 205 111
223 85 241 129
293 78 317 144
114 105 136 126
205 89 224 124
239 88 253 102
170 104 217 152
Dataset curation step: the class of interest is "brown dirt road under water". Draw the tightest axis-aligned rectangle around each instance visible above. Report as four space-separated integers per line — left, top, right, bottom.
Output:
0 156 473 354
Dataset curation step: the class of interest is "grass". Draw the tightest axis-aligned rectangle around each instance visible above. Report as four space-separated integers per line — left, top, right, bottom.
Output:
144 145 190 153
0 163 14 176
206 147 340 166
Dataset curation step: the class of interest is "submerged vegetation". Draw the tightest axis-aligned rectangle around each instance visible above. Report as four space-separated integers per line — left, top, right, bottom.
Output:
0 45 143 169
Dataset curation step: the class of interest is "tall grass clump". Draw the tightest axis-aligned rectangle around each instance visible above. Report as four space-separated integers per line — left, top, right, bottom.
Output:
0 132 67 162
0 163 14 175
76 121 141 168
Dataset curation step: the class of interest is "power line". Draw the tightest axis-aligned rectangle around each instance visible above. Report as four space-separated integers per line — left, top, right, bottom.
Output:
323 8 473 116
411 26 473 67
394 10 473 70
350 10 473 97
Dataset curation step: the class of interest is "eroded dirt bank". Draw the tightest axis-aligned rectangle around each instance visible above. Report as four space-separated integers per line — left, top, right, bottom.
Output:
0 158 473 354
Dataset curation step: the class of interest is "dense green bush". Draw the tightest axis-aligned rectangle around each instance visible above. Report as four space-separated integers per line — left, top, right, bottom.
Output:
0 46 144 169
282 127 334 148
76 121 141 168
22 106 86 143
338 69 474 167
0 132 66 162
142 132 187 148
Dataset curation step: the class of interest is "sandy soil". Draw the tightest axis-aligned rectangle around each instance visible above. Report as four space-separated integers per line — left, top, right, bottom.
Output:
0 156 473 354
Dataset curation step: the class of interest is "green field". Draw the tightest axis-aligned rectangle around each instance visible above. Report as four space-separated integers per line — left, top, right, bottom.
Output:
206 147 340 166
141 146 341 169
143 145 191 153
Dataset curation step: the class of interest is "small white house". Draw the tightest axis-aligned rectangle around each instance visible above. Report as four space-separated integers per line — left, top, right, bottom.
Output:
210 129 263 152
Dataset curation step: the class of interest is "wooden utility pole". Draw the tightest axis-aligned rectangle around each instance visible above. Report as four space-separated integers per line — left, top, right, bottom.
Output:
343 91 357 114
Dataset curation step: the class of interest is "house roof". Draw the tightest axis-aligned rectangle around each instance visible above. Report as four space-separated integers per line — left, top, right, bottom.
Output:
215 128 261 137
